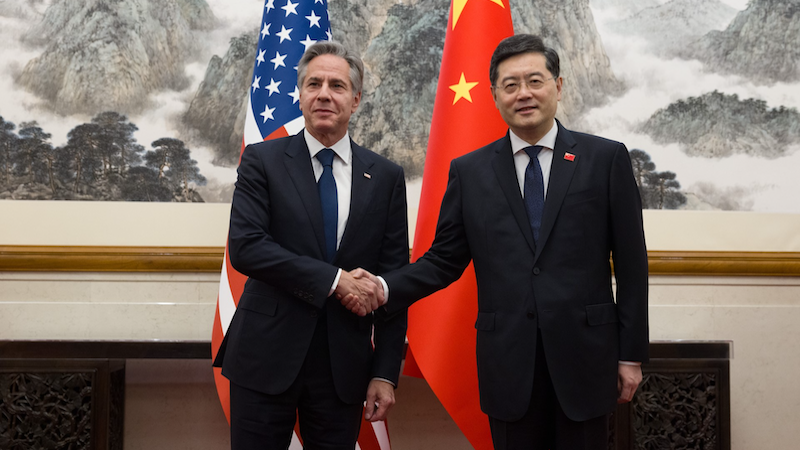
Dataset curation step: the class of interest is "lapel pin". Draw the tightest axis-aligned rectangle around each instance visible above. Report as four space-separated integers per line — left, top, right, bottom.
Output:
564 152 575 162
364 172 372 179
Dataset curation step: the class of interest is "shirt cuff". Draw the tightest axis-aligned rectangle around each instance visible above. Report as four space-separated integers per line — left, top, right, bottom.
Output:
377 275 389 303
328 268 342 297
619 361 642 366
371 377 396 388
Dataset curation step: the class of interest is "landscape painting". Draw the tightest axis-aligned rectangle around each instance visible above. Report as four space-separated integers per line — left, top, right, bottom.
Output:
1 0 798 213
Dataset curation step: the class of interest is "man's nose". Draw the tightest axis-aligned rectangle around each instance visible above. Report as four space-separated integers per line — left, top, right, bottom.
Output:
517 80 535 98
317 83 332 99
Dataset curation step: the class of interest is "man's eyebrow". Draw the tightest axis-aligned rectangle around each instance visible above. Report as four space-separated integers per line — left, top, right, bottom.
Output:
501 71 546 82
305 76 349 86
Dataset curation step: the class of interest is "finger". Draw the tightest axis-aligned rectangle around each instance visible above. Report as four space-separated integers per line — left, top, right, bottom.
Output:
364 391 377 421
340 294 356 310
362 291 376 314
618 381 635 403
370 400 389 422
351 268 366 279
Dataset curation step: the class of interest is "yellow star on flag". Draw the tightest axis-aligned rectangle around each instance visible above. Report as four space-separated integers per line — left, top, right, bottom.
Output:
452 0 505 30
449 72 479 105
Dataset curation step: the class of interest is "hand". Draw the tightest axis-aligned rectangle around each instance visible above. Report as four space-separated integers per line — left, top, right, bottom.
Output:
334 270 381 316
364 379 395 422
350 268 385 306
617 363 643 403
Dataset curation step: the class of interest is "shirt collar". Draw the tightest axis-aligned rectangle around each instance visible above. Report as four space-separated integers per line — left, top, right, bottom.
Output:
304 129 352 165
510 119 558 155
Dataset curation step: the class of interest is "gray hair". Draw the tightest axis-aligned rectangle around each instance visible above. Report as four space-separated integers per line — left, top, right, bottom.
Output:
489 34 560 87
297 41 364 95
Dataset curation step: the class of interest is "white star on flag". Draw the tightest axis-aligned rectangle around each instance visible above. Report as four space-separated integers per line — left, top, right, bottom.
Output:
277 25 293 43
261 23 271 39
266 78 281 96
289 85 300 104
300 35 315 51
282 0 298 16
251 76 261 92
260 105 276 122
256 49 266 66
306 10 321 28
265 0 275 11
270 51 287 69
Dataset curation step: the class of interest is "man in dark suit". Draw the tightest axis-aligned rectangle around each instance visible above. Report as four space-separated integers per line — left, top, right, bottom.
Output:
216 41 409 450
347 34 648 449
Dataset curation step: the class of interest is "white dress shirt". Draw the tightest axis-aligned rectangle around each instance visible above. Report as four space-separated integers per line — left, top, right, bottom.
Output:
510 119 557 199
305 129 352 293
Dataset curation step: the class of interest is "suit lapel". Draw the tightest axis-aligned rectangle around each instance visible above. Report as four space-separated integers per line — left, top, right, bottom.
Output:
338 141 375 259
536 122 578 261
283 133 327 260
492 134 536 254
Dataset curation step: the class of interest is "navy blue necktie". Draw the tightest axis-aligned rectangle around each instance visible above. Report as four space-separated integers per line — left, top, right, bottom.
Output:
523 146 545 243
316 149 338 262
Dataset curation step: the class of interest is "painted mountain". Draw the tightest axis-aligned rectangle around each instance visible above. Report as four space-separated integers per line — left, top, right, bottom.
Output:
17 0 216 115
606 0 737 55
685 0 800 84
638 90 800 158
590 0 662 18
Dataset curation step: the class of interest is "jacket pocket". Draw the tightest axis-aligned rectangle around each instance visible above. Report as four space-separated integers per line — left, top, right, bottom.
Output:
585 303 618 326
238 292 278 316
475 312 495 331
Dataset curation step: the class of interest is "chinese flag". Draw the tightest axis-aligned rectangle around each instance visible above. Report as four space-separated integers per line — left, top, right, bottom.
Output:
404 1 513 449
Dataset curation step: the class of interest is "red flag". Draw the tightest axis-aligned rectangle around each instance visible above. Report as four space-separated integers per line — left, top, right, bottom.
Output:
211 1 391 448
404 1 513 449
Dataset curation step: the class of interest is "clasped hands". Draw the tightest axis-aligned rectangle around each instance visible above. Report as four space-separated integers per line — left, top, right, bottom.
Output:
334 268 383 316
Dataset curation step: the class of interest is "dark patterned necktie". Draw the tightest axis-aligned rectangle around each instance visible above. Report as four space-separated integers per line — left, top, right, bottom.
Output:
316 148 337 262
523 146 544 243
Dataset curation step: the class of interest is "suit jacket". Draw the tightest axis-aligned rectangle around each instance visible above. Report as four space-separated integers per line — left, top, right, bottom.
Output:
384 121 648 422
216 132 409 405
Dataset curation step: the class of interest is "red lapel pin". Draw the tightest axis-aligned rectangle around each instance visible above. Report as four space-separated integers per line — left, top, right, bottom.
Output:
564 152 575 162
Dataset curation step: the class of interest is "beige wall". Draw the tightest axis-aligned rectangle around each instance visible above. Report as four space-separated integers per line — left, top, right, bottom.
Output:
1 201 800 449
2 200 800 251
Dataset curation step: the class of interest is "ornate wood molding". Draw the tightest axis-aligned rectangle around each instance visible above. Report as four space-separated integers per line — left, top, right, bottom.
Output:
647 251 800 277
1 246 799 276
0 246 224 272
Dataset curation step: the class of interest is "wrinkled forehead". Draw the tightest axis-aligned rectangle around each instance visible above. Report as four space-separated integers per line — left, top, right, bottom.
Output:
303 55 351 83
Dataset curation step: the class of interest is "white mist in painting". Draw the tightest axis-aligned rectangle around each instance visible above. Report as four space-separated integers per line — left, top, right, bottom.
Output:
587 0 800 213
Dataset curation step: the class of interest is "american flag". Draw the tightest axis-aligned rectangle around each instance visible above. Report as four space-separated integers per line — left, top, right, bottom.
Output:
211 1 392 449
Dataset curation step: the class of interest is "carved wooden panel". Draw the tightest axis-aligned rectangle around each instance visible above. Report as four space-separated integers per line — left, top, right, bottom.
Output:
0 372 93 449
610 359 730 450
0 360 125 450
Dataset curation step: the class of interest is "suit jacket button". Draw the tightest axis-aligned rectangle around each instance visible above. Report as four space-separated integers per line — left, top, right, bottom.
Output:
527 311 536 319
533 267 540 275
310 310 318 318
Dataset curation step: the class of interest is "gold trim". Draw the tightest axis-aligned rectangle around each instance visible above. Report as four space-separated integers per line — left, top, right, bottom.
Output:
647 251 800 277
0 246 798 276
0 246 224 272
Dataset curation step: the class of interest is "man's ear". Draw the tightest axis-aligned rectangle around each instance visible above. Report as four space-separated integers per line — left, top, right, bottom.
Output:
351 91 362 113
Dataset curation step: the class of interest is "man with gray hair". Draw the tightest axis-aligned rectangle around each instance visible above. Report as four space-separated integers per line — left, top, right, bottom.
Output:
215 41 409 449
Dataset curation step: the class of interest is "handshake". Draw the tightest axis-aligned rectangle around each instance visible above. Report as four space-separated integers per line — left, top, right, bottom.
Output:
334 268 384 316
